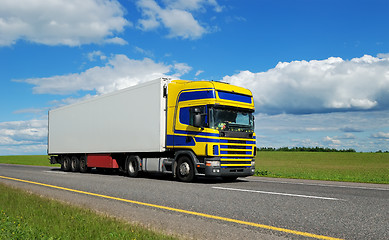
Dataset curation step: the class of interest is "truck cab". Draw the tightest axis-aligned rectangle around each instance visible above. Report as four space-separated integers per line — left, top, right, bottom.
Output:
166 80 256 181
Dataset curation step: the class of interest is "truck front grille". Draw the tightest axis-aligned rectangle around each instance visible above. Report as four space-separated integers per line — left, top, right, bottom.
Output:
219 139 255 168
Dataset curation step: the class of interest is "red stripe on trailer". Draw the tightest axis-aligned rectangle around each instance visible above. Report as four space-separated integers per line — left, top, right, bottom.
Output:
87 154 119 168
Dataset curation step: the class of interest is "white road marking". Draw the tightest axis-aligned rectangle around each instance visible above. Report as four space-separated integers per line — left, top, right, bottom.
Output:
43 170 68 174
212 186 343 201
242 178 389 191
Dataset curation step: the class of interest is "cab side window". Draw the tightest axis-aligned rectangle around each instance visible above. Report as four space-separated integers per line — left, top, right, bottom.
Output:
179 107 190 125
179 106 207 127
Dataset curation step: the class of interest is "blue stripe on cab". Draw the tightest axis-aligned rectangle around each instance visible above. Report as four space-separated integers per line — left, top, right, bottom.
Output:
217 91 252 104
178 90 215 102
220 145 252 149
220 151 252 155
195 137 219 143
174 129 219 137
220 139 256 144
166 135 196 146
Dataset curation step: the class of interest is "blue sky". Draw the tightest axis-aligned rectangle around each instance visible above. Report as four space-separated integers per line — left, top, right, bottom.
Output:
1 0 389 154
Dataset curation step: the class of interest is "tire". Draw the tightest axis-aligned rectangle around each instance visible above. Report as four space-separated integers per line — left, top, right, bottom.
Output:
62 156 71 172
70 156 80 172
176 156 195 182
79 156 88 173
126 156 140 177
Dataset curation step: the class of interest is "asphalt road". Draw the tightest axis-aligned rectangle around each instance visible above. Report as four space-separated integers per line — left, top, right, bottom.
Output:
0 164 388 240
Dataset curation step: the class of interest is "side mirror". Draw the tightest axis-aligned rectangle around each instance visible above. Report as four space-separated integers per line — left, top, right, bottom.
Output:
193 107 201 113
193 114 202 128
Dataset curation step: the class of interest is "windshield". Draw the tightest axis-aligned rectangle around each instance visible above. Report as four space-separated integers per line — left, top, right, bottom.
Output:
209 107 254 132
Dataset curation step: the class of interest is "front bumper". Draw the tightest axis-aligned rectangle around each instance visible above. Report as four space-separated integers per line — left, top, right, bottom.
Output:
204 165 255 177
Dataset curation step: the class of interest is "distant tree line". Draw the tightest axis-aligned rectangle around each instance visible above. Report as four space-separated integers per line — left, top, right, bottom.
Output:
258 147 357 152
375 150 389 153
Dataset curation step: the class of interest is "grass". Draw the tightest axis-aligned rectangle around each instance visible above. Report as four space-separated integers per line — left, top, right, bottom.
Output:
0 155 57 167
0 183 177 240
255 152 389 184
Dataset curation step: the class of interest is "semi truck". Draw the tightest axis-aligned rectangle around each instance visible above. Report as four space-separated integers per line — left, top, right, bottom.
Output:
48 78 256 182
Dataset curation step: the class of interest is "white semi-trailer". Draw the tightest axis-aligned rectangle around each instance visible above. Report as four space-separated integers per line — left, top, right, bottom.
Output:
49 78 256 181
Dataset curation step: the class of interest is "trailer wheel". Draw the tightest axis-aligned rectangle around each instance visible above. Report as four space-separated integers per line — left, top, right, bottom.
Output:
70 156 80 172
176 156 194 182
126 156 139 177
62 156 71 172
79 156 88 173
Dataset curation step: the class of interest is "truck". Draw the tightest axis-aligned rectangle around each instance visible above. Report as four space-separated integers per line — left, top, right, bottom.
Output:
48 78 256 182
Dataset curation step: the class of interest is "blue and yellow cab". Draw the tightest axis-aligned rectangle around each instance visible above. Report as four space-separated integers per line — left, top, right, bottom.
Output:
166 80 256 181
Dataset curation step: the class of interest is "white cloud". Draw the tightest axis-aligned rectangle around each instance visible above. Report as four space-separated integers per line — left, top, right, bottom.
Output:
341 133 356 139
195 70 204 76
163 0 223 12
136 0 221 39
87 51 107 62
223 54 389 115
0 120 47 145
22 54 191 95
13 108 47 115
134 46 155 58
0 119 48 155
323 136 341 145
103 37 129 45
371 132 389 139
172 62 192 77
0 0 130 46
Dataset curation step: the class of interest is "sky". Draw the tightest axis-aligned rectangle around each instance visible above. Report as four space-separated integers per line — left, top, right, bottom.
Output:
0 0 389 155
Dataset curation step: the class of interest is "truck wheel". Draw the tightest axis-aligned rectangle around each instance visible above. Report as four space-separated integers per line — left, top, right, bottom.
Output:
126 156 139 177
70 156 80 172
62 156 71 172
176 156 194 182
79 156 88 173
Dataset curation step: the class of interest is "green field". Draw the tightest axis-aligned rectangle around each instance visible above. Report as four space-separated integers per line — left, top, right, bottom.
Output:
0 183 176 240
0 155 56 167
255 152 389 184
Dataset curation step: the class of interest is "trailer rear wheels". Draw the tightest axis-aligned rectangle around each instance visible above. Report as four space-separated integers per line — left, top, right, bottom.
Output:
79 156 88 173
176 156 194 182
62 156 71 172
126 156 140 177
71 156 80 172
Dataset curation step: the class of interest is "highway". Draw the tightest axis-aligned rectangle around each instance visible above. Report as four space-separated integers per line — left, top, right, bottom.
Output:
0 164 388 240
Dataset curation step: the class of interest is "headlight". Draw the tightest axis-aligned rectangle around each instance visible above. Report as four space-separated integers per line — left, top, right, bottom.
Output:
251 161 255 167
206 161 220 167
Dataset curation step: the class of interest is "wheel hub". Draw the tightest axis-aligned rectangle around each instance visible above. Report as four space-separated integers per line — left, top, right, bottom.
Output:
129 161 135 173
179 162 190 176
